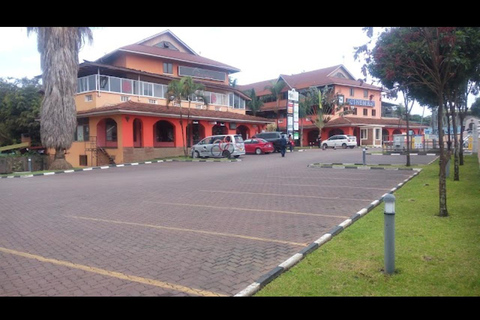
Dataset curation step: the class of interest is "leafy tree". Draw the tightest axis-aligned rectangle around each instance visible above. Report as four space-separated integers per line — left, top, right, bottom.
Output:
298 87 320 147
472 97 480 117
367 27 480 217
28 27 92 169
0 77 42 146
244 88 263 116
166 76 207 157
264 79 286 129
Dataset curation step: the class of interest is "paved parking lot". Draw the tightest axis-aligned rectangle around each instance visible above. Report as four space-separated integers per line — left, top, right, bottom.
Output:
0 148 436 296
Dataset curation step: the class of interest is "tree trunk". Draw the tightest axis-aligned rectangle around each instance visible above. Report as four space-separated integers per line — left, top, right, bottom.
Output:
459 113 465 165
49 148 73 170
437 97 449 217
450 100 459 181
406 115 411 167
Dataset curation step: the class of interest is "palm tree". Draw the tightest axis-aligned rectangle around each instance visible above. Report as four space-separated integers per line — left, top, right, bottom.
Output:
265 79 286 129
166 76 207 157
28 27 92 170
299 87 320 147
245 88 263 116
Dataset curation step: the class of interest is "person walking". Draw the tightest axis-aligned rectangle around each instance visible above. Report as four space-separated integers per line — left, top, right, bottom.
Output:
280 134 287 157
288 134 294 152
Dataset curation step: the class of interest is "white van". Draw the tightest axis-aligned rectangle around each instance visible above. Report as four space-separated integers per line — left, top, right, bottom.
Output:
191 134 245 159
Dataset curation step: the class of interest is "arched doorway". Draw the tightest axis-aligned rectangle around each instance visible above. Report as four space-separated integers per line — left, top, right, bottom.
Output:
212 123 227 135
133 118 143 148
382 128 390 142
154 120 175 147
236 125 249 140
353 127 360 145
308 129 320 146
187 121 205 146
329 128 344 137
97 118 117 148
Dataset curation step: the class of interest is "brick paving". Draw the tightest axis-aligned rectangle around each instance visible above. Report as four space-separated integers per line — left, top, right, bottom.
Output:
0 149 436 296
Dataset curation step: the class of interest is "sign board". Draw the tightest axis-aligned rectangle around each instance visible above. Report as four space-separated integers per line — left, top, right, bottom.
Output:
346 98 375 107
287 89 299 138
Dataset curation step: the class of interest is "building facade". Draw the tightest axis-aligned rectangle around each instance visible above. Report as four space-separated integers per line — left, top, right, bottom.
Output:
68 30 272 167
239 65 426 147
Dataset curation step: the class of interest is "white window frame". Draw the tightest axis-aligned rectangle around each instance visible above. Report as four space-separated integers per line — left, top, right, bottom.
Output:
360 128 368 140
375 128 381 140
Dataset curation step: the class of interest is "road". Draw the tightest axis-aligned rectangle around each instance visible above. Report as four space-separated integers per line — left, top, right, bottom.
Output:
0 148 436 296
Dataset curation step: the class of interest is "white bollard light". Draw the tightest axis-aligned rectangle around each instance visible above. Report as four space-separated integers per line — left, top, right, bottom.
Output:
384 194 396 275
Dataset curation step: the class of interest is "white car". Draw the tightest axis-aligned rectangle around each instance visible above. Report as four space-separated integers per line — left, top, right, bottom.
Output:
191 134 245 159
322 135 357 149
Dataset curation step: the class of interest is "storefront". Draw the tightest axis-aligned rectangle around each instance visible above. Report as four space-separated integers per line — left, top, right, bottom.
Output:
69 100 272 166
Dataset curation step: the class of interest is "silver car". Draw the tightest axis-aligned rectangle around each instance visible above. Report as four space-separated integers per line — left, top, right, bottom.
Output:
191 134 245 159
322 134 357 149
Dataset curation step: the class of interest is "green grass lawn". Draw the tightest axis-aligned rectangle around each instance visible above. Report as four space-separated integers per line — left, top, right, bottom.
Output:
256 154 480 296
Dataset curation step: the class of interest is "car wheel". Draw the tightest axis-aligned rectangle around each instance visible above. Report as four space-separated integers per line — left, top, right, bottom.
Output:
255 148 262 155
192 151 200 158
342 143 347 149
222 150 232 159
322 144 327 150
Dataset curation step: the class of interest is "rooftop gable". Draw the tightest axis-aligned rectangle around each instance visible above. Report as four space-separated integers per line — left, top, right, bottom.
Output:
240 65 380 95
135 29 198 55
96 29 241 74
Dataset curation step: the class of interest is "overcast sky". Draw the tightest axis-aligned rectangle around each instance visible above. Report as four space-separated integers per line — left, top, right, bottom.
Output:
0 26 437 115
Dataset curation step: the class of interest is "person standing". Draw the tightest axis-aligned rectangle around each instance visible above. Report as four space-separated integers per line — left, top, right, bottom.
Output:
280 134 287 157
288 134 294 152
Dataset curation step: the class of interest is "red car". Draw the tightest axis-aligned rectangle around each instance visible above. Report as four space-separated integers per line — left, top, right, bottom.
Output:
244 138 274 154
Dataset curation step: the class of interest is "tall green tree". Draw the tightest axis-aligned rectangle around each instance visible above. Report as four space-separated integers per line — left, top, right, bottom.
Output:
0 77 42 146
265 79 286 129
298 87 320 147
244 88 263 116
472 97 480 117
368 27 480 217
166 76 207 157
28 27 92 169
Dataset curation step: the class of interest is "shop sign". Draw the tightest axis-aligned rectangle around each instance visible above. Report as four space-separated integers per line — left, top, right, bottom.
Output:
347 98 375 107
287 89 299 135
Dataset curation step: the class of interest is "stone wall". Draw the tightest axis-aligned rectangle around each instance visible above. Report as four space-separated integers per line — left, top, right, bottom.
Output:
0 155 49 174
123 147 186 163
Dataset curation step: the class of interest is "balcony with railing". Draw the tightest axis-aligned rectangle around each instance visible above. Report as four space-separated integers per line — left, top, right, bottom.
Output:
77 74 246 110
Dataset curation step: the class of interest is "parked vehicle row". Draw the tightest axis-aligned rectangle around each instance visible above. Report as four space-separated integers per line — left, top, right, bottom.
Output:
253 131 284 152
190 133 359 159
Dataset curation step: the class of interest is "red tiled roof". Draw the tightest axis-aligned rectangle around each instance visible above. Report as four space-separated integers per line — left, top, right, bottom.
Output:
98 44 240 74
77 101 273 124
238 65 380 94
324 116 427 128
237 79 279 96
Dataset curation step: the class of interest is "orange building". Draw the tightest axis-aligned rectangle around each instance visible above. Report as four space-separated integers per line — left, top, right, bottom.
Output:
239 65 426 147
69 30 272 166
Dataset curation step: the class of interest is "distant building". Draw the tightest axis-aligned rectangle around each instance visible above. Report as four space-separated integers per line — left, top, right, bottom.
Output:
239 65 426 147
